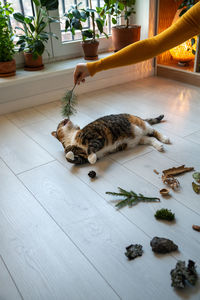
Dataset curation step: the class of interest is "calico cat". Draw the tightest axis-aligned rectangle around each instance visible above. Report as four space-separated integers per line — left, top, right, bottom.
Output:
51 114 170 165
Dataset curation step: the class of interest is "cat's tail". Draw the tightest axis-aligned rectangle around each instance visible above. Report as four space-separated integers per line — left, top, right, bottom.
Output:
145 114 164 125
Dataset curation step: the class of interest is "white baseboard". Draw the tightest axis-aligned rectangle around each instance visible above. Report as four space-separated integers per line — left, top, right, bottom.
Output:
0 58 154 115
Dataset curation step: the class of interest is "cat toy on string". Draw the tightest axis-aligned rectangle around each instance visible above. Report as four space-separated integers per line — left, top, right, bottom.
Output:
61 81 78 118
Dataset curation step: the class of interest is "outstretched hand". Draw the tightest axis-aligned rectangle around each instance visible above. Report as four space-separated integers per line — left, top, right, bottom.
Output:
73 63 90 85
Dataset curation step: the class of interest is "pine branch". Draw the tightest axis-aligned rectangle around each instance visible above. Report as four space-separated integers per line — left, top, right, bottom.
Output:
61 89 77 118
106 187 160 209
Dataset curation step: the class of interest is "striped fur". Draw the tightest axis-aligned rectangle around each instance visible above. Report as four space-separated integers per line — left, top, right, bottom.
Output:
51 114 170 165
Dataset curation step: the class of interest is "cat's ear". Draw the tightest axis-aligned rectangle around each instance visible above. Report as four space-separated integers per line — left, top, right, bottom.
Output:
66 151 74 161
51 131 57 138
88 153 97 165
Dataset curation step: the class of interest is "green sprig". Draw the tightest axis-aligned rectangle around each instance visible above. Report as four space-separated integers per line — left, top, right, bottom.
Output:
106 187 160 209
61 89 77 118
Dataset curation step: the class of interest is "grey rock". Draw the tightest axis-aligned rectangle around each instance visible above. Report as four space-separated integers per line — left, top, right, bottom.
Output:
171 260 198 288
125 244 143 260
150 236 178 253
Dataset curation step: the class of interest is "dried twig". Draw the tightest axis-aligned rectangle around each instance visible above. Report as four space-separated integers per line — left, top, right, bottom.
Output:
163 165 194 177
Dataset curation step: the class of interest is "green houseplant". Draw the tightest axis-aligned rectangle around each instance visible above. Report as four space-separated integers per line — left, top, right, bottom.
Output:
0 1 16 77
13 0 58 70
100 0 141 51
65 1 107 60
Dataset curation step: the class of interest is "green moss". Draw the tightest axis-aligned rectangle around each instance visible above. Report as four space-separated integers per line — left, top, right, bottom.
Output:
155 208 175 221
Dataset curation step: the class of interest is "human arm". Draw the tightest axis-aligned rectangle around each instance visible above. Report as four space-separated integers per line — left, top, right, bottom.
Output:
74 2 200 83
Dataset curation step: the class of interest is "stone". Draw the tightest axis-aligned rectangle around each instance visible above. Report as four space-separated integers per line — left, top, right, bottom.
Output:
150 236 178 253
171 260 198 288
125 244 143 260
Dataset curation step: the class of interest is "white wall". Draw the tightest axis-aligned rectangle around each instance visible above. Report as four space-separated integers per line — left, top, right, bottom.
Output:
132 0 150 40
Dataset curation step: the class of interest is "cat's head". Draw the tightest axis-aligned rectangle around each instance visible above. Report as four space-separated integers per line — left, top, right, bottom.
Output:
51 119 88 164
51 118 80 149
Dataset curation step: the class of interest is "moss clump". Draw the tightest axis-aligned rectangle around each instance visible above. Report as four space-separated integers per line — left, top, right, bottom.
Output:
155 208 175 221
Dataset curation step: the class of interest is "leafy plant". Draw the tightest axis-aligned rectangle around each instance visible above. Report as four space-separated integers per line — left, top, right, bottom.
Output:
154 208 175 221
175 0 198 16
13 0 58 59
106 187 160 209
0 2 15 62
64 1 108 42
99 0 136 28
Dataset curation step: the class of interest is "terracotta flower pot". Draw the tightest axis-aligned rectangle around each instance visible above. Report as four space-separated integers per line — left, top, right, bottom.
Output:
0 59 16 77
24 53 44 71
81 40 99 60
112 25 141 52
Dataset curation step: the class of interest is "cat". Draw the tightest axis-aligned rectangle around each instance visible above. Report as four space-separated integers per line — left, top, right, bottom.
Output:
51 114 170 165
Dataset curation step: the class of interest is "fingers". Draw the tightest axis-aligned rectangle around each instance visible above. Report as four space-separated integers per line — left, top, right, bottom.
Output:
77 73 85 85
73 63 89 85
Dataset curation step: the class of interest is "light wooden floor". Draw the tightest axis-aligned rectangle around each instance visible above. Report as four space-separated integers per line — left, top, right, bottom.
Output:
0 76 200 300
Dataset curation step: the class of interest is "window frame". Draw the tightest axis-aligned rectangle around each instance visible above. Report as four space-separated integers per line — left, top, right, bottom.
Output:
13 1 113 66
49 2 114 60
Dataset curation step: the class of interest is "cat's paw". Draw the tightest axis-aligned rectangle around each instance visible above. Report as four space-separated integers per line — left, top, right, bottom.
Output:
162 136 171 144
66 151 74 161
157 144 165 152
88 153 97 164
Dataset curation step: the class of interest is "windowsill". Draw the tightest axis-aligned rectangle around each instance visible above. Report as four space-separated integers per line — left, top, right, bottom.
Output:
0 51 154 114
0 52 113 88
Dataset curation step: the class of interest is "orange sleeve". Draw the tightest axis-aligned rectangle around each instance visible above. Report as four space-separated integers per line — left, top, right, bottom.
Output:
87 2 200 76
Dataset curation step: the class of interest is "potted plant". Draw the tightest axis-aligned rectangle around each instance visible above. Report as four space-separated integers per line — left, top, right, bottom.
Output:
13 0 58 71
0 2 16 77
64 1 108 60
100 0 141 51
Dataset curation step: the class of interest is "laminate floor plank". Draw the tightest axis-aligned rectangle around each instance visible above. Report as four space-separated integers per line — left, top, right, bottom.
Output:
0 256 22 300
0 159 118 300
0 116 54 174
19 160 200 300
1 77 200 300
6 107 47 127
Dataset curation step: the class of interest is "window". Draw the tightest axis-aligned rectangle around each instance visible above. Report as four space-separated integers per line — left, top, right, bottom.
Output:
58 0 111 43
6 0 113 62
4 0 34 32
